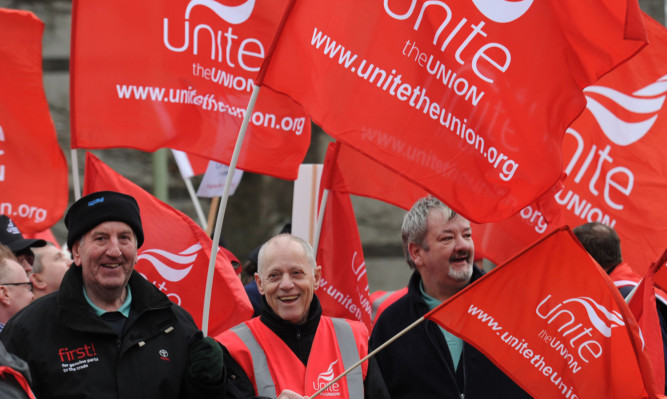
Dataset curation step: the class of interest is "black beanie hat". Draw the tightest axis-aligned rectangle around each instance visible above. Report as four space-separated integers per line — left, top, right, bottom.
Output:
65 191 144 249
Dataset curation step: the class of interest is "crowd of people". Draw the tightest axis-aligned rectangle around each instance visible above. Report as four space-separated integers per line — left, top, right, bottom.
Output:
0 190 661 398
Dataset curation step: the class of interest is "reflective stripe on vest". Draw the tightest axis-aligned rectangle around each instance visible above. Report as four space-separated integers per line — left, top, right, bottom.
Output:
231 318 363 398
371 291 394 321
230 323 277 398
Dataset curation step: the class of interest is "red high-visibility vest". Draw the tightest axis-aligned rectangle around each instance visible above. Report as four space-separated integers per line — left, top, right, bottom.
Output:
219 316 368 398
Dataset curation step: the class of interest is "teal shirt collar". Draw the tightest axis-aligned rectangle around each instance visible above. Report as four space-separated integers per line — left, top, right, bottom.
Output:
83 286 132 317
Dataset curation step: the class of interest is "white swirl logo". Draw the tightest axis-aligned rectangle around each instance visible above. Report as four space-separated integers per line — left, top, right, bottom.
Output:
317 360 338 386
561 297 624 338
472 0 534 23
584 75 667 146
185 0 255 24
137 243 202 282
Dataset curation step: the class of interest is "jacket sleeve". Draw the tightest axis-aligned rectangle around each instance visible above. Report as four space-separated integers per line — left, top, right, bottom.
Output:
221 345 259 399
364 356 390 399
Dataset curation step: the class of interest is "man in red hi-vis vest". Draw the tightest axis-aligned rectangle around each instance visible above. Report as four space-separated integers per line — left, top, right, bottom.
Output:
216 234 388 398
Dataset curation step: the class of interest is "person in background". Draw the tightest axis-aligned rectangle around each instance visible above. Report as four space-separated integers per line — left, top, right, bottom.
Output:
29 243 70 299
0 191 225 399
0 216 46 275
574 221 667 394
0 245 34 332
217 233 388 399
370 196 529 399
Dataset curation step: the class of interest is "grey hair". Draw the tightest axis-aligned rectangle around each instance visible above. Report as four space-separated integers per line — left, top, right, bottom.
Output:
31 242 56 274
401 196 457 270
257 233 317 275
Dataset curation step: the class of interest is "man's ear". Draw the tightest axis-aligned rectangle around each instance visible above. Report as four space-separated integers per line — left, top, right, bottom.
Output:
71 240 83 267
29 273 47 291
408 242 423 267
0 286 10 306
254 272 265 295
313 266 322 290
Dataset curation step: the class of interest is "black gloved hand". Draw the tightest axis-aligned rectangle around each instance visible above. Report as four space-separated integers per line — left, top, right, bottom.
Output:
187 336 224 383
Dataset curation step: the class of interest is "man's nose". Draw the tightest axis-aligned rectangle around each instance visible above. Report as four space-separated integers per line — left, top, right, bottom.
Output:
279 273 295 289
106 237 123 257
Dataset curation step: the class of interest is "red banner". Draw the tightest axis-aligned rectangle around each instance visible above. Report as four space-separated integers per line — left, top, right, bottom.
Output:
427 227 658 398
316 143 372 329
472 14 667 275
71 0 310 180
83 152 252 336
0 9 68 233
260 0 646 222
627 250 667 393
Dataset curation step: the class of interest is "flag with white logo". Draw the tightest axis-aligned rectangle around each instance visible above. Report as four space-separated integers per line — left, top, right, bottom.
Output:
471 13 667 275
71 0 310 180
259 0 647 222
427 227 660 398
0 9 68 233
316 143 372 329
83 152 253 336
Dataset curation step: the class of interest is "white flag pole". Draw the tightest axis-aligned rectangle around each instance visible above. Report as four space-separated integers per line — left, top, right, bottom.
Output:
183 176 207 229
71 149 81 200
201 84 261 336
312 189 328 255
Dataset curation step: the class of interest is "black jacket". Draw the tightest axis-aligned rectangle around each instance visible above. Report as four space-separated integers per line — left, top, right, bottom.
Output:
0 265 220 399
369 269 531 399
223 295 389 399
0 341 33 399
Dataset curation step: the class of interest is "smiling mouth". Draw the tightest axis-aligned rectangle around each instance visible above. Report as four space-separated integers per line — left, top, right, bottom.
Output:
102 263 122 269
279 295 299 302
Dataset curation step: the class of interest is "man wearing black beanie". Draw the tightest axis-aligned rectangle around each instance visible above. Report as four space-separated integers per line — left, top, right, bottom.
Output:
0 191 225 399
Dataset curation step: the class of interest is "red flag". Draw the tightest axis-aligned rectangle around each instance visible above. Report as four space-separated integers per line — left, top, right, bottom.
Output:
316 143 372 329
0 9 68 233
171 150 210 179
427 227 659 398
71 0 310 180
23 228 60 249
472 14 667 274
331 143 426 211
627 250 667 393
260 0 646 222
83 152 252 336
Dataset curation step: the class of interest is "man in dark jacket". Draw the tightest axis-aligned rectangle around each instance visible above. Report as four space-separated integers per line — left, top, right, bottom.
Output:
0 191 224 399
370 196 530 399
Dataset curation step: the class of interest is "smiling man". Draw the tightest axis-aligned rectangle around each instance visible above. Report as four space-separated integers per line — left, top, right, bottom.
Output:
369 196 530 399
0 191 225 399
217 234 388 399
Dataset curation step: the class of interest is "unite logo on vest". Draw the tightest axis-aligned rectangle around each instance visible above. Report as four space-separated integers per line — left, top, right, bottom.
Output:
312 360 341 396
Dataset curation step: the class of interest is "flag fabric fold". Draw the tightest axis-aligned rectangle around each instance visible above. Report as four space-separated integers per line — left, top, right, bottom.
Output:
71 0 310 180
315 143 372 329
0 8 68 233
627 250 667 393
83 152 252 336
260 0 647 222
426 227 659 398
471 14 667 274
